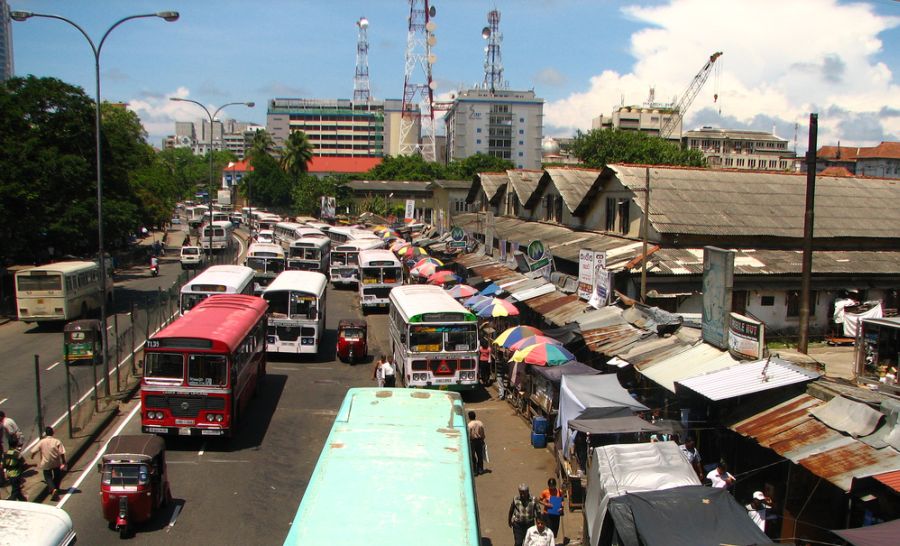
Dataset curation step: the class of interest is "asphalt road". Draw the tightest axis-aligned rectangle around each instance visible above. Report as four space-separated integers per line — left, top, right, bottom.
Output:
57 282 392 545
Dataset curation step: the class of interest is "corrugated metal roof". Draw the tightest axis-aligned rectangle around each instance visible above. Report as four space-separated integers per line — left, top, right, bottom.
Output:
510 283 556 302
544 168 603 215
506 170 543 207
476 173 508 202
345 179 431 192
611 164 900 240
873 469 900 492
638 343 741 393
730 394 900 492
616 330 700 368
544 297 591 326
675 357 820 401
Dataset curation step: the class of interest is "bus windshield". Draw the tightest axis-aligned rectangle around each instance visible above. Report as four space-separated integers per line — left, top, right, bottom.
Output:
247 257 285 274
331 252 348 266
188 354 228 386
409 324 478 353
181 293 207 312
361 266 402 284
18 274 62 292
264 292 317 319
145 353 184 379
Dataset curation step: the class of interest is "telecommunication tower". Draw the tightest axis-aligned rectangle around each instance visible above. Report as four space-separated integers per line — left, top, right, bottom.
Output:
354 17 371 102
400 0 437 161
481 9 505 93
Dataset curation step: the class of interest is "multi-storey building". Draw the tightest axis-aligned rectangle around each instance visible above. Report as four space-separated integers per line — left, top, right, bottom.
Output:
592 106 682 142
683 127 797 171
816 141 900 178
0 0 13 81
444 87 544 170
266 98 416 157
163 119 262 159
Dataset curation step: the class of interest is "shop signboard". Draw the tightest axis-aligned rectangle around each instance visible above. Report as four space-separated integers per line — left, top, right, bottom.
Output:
701 246 735 350
728 313 765 360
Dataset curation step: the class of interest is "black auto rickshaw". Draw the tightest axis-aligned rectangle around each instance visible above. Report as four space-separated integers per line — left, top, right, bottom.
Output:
336 319 368 364
99 435 171 539
63 319 102 366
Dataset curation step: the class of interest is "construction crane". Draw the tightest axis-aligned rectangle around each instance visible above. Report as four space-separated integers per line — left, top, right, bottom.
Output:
659 51 722 140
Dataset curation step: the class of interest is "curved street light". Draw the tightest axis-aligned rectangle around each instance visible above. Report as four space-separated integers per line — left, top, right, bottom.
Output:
11 10 179 403
168 98 255 259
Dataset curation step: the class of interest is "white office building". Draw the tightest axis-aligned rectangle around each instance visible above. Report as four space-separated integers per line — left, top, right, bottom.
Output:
683 127 797 171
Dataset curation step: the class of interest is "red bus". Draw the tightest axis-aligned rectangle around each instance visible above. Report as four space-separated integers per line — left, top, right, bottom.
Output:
141 294 267 437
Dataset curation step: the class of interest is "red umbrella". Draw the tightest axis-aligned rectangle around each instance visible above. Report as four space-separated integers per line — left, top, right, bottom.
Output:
445 284 478 299
508 335 563 352
427 270 462 286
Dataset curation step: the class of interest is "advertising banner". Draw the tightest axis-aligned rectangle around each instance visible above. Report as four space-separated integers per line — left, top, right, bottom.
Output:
728 313 765 360
588 252 609 308
320 196 336 220
578 249 596 301
405 199 415 221
701 246 735 350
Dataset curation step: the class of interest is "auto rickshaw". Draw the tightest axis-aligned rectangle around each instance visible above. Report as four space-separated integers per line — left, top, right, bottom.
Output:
336 319 367 364
99 435 171 539
63 319 102 366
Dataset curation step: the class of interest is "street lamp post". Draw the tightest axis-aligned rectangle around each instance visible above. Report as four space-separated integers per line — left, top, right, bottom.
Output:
169 99 255 260
11 10 179 399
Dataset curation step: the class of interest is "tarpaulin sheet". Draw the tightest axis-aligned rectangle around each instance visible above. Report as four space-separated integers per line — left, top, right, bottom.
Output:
531 361 599 383
557 374 648 453
608 486 775 546
569 415 662 436
832 518 900 546
810 395 884 438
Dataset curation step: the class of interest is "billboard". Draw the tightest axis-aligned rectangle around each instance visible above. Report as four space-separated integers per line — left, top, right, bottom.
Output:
320 196 336 220
701 246 735 350
404 199 415 221
728 313 765 360
578 250 596 300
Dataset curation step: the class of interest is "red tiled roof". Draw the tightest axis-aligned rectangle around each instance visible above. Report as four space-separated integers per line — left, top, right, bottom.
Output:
307 156 382 174
873 469 900 493
819 166 853 177
856 141 900 159
817 145 861 161
225 159 253 172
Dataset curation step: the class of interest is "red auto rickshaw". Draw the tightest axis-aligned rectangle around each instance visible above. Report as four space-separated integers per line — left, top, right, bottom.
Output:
336 319 367 364
99 435 171 538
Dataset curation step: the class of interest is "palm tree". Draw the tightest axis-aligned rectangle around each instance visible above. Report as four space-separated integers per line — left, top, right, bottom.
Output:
248 129 275 166
280 130 314 179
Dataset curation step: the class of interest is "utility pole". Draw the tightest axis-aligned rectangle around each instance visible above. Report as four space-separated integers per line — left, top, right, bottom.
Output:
798 113 818 353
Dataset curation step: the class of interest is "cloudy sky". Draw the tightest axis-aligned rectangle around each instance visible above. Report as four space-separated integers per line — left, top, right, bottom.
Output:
10 0 900 152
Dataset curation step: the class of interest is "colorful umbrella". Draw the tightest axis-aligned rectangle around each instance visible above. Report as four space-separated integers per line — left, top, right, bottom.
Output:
410 262 439 278
480 282 501 296
391 240 410 252
398 245 428 259
464 295 492 309
413 257 443 269
493 325 543 348
510 343 575 366
508 335 563 352
445 284 478 299
427 270 462 286
476 298 520 318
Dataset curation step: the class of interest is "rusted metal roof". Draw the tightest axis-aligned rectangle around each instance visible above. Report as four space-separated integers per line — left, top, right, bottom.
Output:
544 297 590 327
872 469 900 492
730 393 900 492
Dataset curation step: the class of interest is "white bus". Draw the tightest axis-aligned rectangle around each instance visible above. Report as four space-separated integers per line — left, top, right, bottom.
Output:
329 238 385 286
388 285 480 391
15 260 113 323
262 271 328 354
178 264 255 313
245 242 286 294
288 237 331 273
358 249 403 311
200 220 234 252
274 221 305 248
326 226 380 245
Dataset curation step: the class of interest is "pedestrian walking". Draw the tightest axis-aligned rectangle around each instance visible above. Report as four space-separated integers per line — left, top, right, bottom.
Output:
508 483 538 546
523 513 555 546
2 435 27 501
372 355 385 387
746 491 773 532
467 411 486 475
381 355 396 388
478 340 493 386
0 411 22 486
539 477 565 537
679 437 703 479
495 348 509 400
30 426 66 501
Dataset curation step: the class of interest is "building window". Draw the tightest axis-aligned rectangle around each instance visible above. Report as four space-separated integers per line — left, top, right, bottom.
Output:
617 199 630 234
519 117 524 122
786 290 816 318
519 140 524 145
476 128 482 133
518 152 523 157
605 198 616 231
760 295 775 306
519 129 524 135
476 139 481 144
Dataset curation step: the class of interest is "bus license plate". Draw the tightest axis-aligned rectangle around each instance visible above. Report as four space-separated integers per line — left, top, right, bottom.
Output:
178 428 192 436
176 419 194 425
434 378 451 384
146 427 168 434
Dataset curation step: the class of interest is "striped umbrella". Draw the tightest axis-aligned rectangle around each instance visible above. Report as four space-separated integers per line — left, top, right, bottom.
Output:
445 284 478 299
510 343 575 366
398 245 428 259
493 325 543 348
390 240 409 252
410 261 439 278
508 335 563 352
413 257 443 269
464 295 492 309
427 270 462 286
476 298 519 318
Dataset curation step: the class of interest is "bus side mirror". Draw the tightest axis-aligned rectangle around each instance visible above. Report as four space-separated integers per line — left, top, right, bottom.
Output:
138 359 144 370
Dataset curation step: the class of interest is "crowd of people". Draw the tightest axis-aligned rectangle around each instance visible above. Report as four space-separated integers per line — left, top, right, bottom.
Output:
2 411 68 503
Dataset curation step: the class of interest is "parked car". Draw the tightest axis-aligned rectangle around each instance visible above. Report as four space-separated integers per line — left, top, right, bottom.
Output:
180 246 205 269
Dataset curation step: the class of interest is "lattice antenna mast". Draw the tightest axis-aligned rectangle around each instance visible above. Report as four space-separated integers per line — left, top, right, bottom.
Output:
354 17 371 102
400 0 437 161
482 9 504 93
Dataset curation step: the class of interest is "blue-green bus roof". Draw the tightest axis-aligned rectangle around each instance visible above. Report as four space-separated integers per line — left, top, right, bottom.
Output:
283 388 480 546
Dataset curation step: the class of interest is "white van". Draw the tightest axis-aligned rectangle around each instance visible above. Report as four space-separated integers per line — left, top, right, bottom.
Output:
180 245 205 269
0 500 77 545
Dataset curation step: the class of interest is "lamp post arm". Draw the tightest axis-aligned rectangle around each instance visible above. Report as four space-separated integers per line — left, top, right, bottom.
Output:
97 13 161 57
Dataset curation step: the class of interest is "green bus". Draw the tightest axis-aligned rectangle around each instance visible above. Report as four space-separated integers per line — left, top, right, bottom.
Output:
282 388 480 546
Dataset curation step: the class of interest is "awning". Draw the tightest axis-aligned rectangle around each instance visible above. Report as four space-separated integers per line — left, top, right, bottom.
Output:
557 374 648 453
832 519 900 546
810 395 885 438
675 357 820 401
569 415 662 435
531 361 599 383
638 343 741 393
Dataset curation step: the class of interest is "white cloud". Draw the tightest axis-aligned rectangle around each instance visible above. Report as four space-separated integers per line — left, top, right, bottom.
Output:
534 67 567 87
127 87 201 146
545 0 900 148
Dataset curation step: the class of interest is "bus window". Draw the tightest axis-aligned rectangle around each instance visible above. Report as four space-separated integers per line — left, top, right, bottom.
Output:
447 326 477 351
145 353 184 379
188 354 227 386
18 275 62 292
291 294 316 319
246 257 267 272
383 267 402 284
181 293 207 312
410 326 442 353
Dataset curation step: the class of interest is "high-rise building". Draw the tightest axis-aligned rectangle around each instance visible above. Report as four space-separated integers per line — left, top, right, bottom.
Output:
444 87 544 170
266 98 417 157
0 0 14 81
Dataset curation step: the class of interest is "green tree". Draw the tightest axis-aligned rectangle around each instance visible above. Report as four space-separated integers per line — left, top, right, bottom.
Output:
292 174 348 216
365 154 444 181
571 128 706 168
248 129 275 165
243 153 292 208
446 153 514 179
280 130 313 179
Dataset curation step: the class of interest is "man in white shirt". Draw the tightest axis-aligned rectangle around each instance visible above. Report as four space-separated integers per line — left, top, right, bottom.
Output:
522 514 555 546
679 437 702 478
379 357 396 388
707 461 735 489
746 491 772 532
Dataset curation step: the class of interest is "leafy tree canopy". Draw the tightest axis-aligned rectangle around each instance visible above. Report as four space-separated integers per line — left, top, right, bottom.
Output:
364 153 513 181
570 128 706 168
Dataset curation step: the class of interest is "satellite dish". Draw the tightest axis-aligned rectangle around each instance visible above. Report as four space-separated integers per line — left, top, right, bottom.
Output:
429 5 436 17
482 26 491 40
358 17 369 28
426 21 436 32
427 34 437 46
428 53 437 64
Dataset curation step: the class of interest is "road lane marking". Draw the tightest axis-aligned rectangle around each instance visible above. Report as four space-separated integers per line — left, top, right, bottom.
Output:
0 398 6 406
56 402 142 509
46 361 61 371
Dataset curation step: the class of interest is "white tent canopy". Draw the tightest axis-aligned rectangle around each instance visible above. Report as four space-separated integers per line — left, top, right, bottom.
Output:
556 374 648 453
